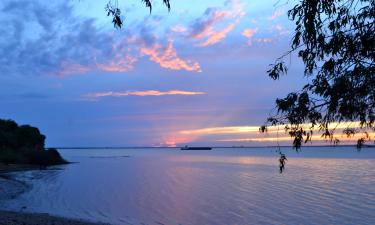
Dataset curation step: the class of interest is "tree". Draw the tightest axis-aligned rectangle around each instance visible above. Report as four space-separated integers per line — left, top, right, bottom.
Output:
262 0 374 149
0 119 67 165
105 0 171 28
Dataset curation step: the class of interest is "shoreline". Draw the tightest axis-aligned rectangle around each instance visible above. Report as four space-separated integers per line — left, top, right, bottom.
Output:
0 164 110 225
0 210 110 225
0 164 41 174
0 164 37 201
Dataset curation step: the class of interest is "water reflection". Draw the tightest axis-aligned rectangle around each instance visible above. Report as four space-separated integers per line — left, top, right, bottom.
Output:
1 147 374 225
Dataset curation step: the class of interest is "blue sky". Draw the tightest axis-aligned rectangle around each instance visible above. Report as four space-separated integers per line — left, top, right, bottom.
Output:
0 0 317 147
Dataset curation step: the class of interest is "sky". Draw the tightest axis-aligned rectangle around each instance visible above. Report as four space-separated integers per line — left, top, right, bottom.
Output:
0 0 367 147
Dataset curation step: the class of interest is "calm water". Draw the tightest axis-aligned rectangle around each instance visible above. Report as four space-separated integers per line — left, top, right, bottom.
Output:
1 147 375 225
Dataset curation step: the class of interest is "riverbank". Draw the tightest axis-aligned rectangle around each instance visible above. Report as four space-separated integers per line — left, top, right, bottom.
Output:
0 210 110 225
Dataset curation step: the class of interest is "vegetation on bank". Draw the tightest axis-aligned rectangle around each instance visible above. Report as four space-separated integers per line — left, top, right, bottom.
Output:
0 119 67 166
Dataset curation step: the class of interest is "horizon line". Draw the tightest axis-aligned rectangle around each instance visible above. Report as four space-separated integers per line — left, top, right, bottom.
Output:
51 144 375 149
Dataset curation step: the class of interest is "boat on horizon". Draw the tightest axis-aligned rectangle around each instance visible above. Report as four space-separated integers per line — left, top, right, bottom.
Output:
180 146 212 150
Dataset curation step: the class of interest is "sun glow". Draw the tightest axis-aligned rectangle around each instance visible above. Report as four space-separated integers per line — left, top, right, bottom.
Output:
177 122 374 145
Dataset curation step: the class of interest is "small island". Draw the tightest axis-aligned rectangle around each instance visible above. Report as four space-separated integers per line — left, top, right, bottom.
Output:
0 119 67 167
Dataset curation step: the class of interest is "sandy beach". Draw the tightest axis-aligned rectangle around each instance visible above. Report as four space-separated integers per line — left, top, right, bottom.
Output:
0 165 109 225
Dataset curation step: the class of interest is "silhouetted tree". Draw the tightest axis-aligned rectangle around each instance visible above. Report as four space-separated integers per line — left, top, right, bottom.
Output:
105 0 171 28
16 125 45 150
262 0 374 149
0 119 67 165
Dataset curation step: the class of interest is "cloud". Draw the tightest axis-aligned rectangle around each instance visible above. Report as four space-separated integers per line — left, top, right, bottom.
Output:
0 0 140 76
180 126 260 135
188 8 230 40
271 24 290 36
181 124 354 136
51 23 140 75
0 0 201 76
178 122 374 145
226 0 247 21
242 28 258 38
187 0 245 47
255 38 273 43
140 41 202 72
199 23 235 47
170 24 187 33
241 28 258 45
242 27 274 46
57 63 92 76
217 132 375 143
268 8 284 20
84 90 206 98
96 55 138 73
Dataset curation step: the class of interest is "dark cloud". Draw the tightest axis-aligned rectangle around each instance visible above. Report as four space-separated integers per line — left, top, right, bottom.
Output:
138 24 157 47
0 0 201 77
0 0 136 76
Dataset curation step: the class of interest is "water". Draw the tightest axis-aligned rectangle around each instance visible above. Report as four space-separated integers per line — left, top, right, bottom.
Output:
1 147 375 225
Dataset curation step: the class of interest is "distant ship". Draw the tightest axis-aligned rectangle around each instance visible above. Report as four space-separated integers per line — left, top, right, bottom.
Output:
180 145 212 150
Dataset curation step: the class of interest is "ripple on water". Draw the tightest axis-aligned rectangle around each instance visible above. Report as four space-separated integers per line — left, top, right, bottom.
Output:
1 148 375 225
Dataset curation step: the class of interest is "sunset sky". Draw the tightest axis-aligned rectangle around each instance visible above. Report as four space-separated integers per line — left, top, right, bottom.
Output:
0 0 367 147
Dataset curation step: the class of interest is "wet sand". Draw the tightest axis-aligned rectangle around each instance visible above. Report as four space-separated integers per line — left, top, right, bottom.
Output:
0 210 110 225
0 164 39 174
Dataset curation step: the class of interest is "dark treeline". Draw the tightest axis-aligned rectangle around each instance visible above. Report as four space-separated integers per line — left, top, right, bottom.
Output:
0 119 67 166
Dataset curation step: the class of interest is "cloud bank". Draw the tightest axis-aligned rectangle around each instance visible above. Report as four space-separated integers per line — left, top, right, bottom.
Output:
84 90 206 98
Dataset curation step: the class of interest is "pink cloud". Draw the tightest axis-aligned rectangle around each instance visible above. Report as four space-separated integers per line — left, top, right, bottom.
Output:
268 8 284 20
171 24 188 33
188 0 245 47
241 28 258 46
56 37 201 75
199 23 235 47
242 28 258 38
140 41 201 72
55 38 139 75
95 41 139 73
96 55 137 73
241 27 273 46
56 55 138 76
189 10 231 40
84 90 206 98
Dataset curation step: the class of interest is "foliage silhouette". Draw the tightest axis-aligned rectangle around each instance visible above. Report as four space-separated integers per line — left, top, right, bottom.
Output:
279 153 287 173
105 0 171 29
0 119 67 166
262 0 374 149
